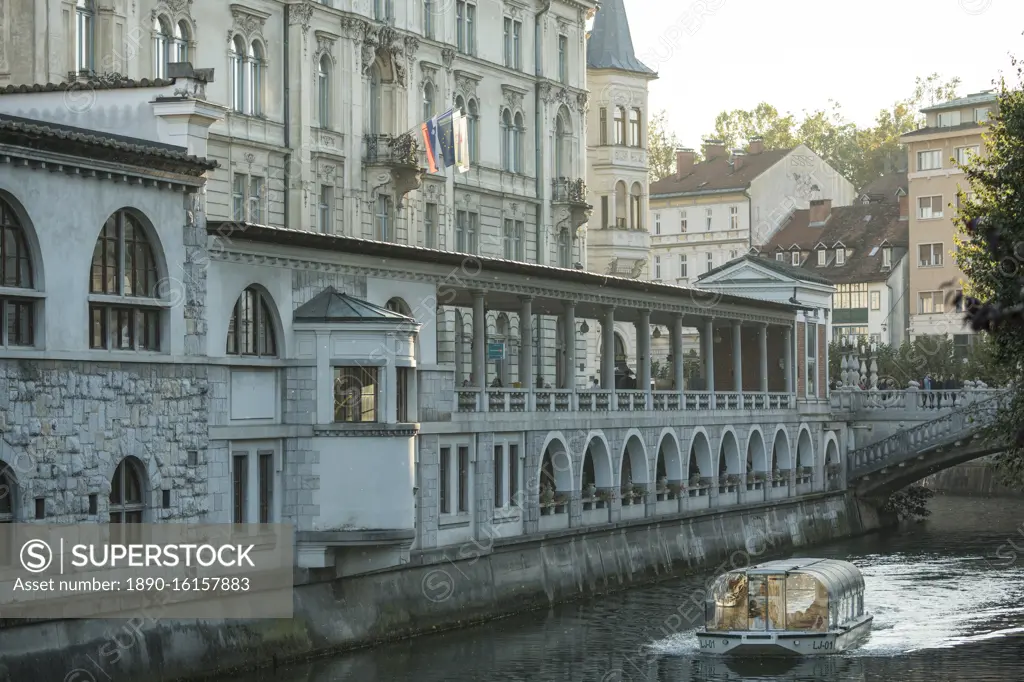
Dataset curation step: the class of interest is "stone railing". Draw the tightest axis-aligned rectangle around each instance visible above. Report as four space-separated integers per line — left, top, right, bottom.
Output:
454 388 799 414
831 387 1001 413
552 177 587 204
848 391 1009 477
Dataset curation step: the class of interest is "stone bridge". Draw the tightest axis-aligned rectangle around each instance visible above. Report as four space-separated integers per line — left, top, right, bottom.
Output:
832 388 1011 499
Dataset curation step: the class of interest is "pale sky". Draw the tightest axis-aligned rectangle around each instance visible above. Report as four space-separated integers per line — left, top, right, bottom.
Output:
621 0 1024 147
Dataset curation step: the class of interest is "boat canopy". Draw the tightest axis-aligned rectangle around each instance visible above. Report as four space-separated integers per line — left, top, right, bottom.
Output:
740 558 864 600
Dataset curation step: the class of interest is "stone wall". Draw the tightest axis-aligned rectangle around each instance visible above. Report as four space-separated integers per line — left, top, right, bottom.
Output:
0 359 209 522
0 491 884 682
921 458 1020 496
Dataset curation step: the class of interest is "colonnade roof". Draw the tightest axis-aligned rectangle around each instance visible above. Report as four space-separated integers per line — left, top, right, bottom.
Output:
209 222 801 326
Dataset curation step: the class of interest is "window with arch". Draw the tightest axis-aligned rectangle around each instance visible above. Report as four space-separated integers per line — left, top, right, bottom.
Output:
0 462 15 524
110 457 145 523
468 98 480 163
230 35 247 112
369 63 382 135
423 81 435 122
174 20 191 62
629 108 642 147
154 16 191 78
555 111 569 178
248 41 265 116
75 0 95 73
613 333 626 362
227 287 278 357
89 210 162 351
501 108 513 172
614 106 626 145
318 55 331 128
0 197 36 347
513 112 525 173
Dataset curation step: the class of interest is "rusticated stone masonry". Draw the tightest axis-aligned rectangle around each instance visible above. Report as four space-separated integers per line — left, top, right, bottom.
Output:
0 359 210 523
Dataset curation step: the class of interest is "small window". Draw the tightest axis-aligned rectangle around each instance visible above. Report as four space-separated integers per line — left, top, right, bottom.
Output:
558 35 568 83
424 202 438 248
680 210 687 232
917 195 944 220
705 208 712 231
817 249 826 266
918 243 944 267
975 107 991 123
334 366 379 422
835 248 846 265
729 205 739 229
678 254 687 278
918 291 945 314
776 252 785 262
397 367 411 422
954 146 979 165
705 253 714 273
882 246 892 268
870 291 881 310
226 286 278 357
791 250 800 266
937 111 961 127
318 185 333 234
917 150 942 171
654 213 661 235
653 255 662 280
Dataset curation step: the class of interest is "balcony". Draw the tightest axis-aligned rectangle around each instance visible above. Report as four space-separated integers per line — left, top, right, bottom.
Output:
455 388 796 415
588 220 650 271
552 177 592 231
364 133 422 207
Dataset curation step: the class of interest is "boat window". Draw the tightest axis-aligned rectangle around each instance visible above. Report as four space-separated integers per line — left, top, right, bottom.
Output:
707 572 747 631
766 576 786 630
784 573 828 632
747 575 785 631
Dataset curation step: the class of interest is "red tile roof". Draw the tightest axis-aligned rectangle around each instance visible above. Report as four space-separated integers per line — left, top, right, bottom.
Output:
650 148 792 196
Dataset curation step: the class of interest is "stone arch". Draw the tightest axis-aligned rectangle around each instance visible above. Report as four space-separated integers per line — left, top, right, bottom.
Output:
385 297 413 316
620 429 650 486
226 283 285 357
796 426 814 469
0 459 18 522
824 432 841 466
687 428 713 479
580 435 613 490
0 190 45 290
655 428 683 483
92 206 171 290
771 426 792 470
538 433 573 494
717 428 741 478
745 427 768 473
108 455 155 523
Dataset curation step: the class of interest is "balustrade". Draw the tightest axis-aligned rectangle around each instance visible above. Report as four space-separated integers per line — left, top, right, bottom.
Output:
454 387 798 415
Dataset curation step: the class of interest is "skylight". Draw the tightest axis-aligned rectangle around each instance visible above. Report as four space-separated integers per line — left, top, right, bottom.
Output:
869 246 879 256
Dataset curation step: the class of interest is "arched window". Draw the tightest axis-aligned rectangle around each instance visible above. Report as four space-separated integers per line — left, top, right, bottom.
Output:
501 109 513 172
318 55 331 128
614 106 625 145
369 63 382 135
230 35 247 112
153 16 173 79
614 332 626 362
226 287 277 357
0 197 36 347
467 99 479 163
174 21 191 62
422 82 434 123
0 462 15 523
385 297 412 316
555 110 570 178
109 457 145 523
630 182 643 230
75 0 95 73
494 313 510 384
248 41 265 116
513 112 525 174
614 180 628 229
89 210 162 351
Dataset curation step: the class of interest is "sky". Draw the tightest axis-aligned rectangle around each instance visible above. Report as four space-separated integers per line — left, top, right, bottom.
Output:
618 0 1024 147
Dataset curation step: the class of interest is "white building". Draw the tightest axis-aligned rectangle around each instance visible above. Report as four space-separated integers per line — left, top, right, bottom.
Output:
648 141 856 288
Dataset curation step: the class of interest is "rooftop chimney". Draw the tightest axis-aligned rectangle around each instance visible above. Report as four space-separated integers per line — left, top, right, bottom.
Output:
675 147 695 179
898 193 909 221
747 136 764 155
703 139 726 161
732 150 746 171
809 198 832 226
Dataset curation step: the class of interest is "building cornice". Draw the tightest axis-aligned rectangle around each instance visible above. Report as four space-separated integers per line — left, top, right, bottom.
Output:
0 144 204 190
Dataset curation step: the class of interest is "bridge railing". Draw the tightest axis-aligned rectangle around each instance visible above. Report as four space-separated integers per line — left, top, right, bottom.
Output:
847 391 1010 479
831 388 1002 413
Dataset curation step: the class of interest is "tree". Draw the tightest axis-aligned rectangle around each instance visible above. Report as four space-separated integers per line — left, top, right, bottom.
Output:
647 110 683 182
709 102 798 151
953 59 1024 487
827 335 1008 387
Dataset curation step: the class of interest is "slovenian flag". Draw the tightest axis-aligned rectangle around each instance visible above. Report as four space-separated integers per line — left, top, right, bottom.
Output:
436 108 456 170
421 117 439 173
455 111 470 173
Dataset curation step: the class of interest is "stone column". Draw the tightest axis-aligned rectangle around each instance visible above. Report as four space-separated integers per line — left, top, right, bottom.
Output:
563 302 577 389
704 318 715 396
759 323 769 394
602 305 616 389
783 325 793 395
672 313 684 391
472 291 487 391
732 320 742 393
637 310 651 398
609 192 617 229
518 296 533 388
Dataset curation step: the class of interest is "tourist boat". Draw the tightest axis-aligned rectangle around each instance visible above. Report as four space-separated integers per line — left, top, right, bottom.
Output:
697 558 872 656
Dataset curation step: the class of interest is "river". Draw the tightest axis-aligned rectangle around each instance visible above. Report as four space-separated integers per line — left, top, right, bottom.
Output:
226 496 1024 682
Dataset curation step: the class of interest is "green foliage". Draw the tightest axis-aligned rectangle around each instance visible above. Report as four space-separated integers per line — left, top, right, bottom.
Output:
953 60 1024 489
882 485 934 520
703 73 961 189
827 334 1009 386
647 110 688 183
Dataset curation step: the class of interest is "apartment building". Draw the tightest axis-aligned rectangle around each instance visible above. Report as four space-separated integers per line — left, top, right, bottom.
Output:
902 90 997 348
648 141 855 287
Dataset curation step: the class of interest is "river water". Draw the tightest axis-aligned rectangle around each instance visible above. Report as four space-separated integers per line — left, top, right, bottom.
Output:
231 496 1024 682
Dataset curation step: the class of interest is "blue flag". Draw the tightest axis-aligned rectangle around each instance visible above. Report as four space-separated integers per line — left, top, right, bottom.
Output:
436 109 455 169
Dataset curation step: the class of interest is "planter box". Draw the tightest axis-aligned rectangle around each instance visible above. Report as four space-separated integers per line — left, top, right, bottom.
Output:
582 507 609 526
538 511 569 532
655 499 681 516
619 503 645 521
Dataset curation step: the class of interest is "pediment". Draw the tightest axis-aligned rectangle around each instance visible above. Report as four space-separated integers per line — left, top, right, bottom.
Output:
699 260 799 286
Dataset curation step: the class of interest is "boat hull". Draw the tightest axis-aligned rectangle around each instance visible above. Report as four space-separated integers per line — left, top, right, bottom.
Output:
696 615 873 656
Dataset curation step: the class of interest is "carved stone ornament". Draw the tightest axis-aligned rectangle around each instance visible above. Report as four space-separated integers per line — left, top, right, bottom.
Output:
455 74 478 101
315 32 337 66
152 0 194 22
503 88 524 113
503 0 524 20
289 1 314 31
230 4 269 44
441 47 456 72
577 91 589 112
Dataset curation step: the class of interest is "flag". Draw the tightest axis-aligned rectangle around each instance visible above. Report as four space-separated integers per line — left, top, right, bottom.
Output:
436 108 455 169
421 117 439 173
455 111 470 173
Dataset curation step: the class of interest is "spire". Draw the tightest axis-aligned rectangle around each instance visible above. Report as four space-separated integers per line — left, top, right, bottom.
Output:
586 0 656 76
